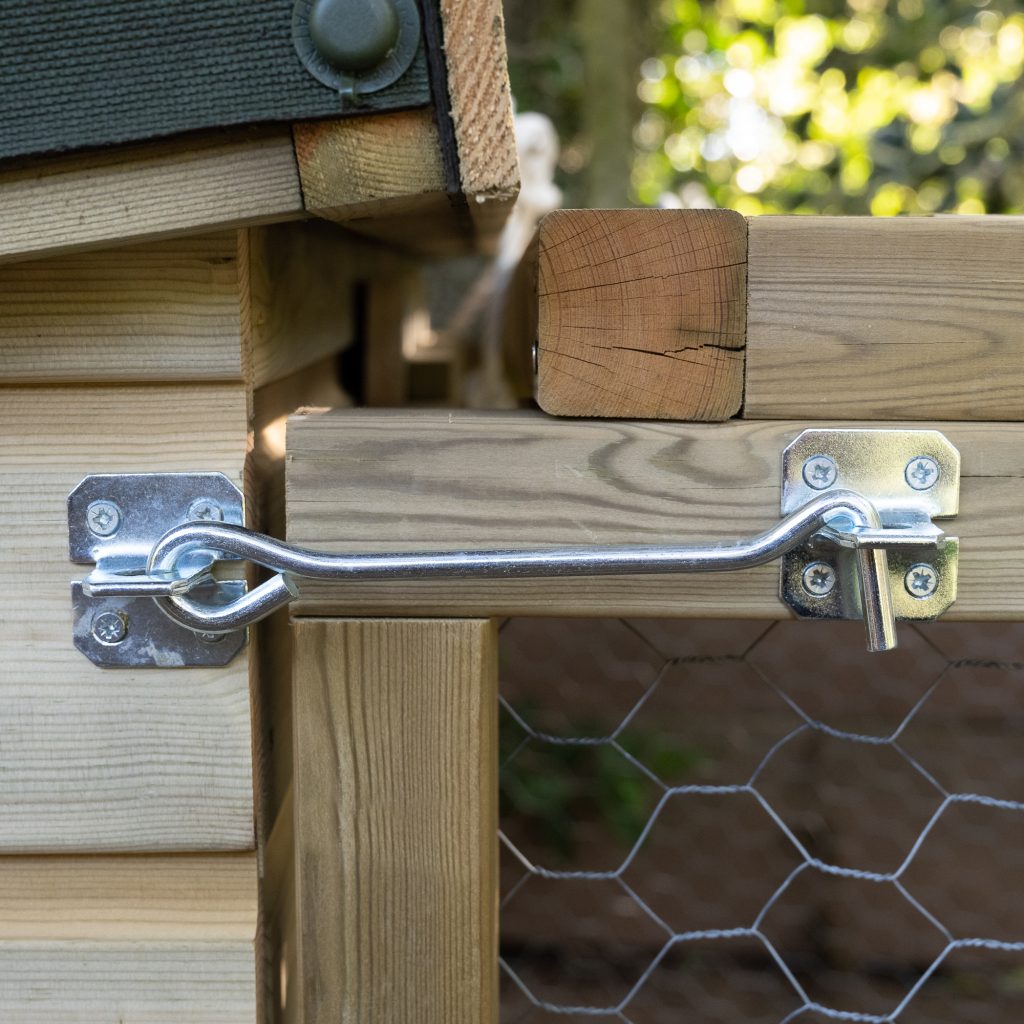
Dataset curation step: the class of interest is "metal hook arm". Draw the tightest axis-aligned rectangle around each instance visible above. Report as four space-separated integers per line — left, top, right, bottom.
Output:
146 489 896 651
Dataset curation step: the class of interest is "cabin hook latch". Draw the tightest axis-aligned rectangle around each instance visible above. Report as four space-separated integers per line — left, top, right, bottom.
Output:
68 429 960 668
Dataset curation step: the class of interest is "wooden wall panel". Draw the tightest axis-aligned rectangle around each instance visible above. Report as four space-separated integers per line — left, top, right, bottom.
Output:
293 618 498 1024
286 409 1024 621
0 852 256 1020
0 233 244 382
0 384 253 851
0 946 255 1023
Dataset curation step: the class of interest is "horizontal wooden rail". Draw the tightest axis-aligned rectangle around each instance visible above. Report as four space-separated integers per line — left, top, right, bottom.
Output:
531 211 1024 422
285 409 1024 620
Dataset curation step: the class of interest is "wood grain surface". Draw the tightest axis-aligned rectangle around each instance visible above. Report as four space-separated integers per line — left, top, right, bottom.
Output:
745 215 1024 420
0 945 255 1023
0 233 244 383
286 409 1024 620
0 384 254 850
244 221 363 389
0 852 255 1020
438 0 519 240
0 129 302 266
0 852 256 941
536 209 747 420
293 618 498 1024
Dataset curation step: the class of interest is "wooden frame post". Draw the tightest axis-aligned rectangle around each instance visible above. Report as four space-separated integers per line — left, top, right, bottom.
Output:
292 618 498 1024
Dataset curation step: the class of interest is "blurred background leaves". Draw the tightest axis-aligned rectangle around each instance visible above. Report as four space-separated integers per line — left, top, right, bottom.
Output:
503 0 1024 214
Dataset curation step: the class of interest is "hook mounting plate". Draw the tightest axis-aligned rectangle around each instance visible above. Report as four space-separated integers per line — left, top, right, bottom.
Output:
69 474 247 668
780 429 960 623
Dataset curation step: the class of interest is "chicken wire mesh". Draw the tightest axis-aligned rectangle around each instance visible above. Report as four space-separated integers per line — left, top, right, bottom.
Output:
497 618 1024 1023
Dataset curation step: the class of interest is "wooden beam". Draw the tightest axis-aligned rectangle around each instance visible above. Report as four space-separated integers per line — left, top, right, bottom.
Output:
264 786 298 1024
0 852 256 941
293 111 446 242
292 618 498 1024
745 216 1024 420
0 852 256 1020
286 409 1024 620
292 110 506 259
294 0 519 256
0 129 303 267
535 209 747 421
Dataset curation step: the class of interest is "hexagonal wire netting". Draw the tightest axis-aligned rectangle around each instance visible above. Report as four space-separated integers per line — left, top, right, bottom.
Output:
498 618 1024 1023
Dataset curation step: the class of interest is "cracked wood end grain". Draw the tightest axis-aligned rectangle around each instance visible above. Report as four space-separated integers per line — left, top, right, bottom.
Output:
535 208 747 421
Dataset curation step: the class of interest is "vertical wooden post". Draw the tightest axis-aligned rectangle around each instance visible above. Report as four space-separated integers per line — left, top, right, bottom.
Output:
292 618 498 1024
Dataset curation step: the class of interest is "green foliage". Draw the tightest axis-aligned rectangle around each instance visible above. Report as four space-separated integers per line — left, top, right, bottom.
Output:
633 0 1024 213
500 703 704 861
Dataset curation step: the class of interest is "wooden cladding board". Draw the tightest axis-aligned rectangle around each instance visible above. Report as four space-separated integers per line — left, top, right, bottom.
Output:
0 222 366 387
531 212 1024 422
0 385 254 851
0 852 256 1021
745 215 1024 420
0 233 245 382
286 409 1024 620
293 618 498 1024
0 129 303 267
0 852 256 941
536 208 747 421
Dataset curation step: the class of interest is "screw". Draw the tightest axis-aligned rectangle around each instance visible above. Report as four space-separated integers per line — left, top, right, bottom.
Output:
905 563 939 598
86 500 122 537
198 632 224 644
802 455 837 490
92 609 128 645
187 498 224 523
905 456 939 491
802 561 837 597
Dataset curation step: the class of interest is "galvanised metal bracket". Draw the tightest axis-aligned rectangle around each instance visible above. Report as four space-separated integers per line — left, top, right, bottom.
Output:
69 474 247 668
779 429 959 626
67 429 960 668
